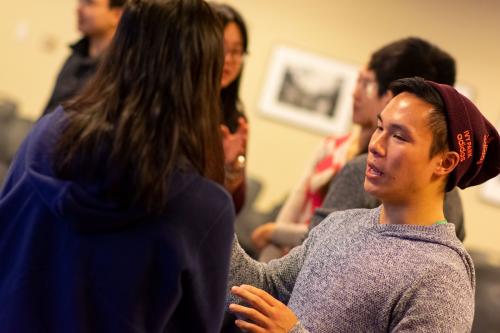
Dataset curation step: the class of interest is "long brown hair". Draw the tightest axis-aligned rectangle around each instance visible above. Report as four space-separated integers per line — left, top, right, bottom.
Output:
55 0 225 213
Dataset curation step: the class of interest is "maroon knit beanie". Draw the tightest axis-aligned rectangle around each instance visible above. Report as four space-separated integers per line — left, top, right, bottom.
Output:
427 81 500 191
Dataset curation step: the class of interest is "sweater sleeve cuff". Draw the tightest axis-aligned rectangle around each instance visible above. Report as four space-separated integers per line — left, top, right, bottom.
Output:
289 320 309 333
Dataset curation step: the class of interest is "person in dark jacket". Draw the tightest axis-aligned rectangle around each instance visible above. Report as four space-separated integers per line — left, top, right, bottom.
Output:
0 1 234 332
41 0 125 116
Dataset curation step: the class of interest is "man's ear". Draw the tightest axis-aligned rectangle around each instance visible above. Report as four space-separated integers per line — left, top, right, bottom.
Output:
435 150 460 176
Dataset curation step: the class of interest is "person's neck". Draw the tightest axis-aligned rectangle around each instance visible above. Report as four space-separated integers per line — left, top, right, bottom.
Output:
88 31 114 59
379 192 446 226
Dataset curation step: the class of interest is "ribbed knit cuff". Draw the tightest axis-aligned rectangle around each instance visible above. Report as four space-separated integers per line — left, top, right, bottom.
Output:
289 320 308 333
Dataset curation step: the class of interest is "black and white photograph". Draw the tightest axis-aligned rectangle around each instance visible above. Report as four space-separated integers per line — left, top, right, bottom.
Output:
277 66 343 118
260 46 357 135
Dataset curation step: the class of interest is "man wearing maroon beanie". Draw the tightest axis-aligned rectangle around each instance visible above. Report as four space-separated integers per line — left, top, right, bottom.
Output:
426 80 500 191
227 77 499 332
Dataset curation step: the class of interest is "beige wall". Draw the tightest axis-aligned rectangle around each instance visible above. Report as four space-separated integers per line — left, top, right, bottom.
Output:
1 0 499 252
0 1 77 116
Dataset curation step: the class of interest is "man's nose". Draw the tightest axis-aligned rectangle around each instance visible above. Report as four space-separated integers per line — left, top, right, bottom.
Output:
368 131 386 157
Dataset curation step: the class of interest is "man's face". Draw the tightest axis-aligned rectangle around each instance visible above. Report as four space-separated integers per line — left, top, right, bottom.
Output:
352 67 390 129
77 0 121 38
364 92 442 203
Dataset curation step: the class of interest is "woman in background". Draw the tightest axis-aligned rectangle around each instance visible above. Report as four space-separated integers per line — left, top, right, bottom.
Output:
0 0 234 332
214 3 250 213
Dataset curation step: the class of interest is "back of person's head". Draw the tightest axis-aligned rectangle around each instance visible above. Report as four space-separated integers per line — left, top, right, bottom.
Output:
428 45 456 86
369 37 456 96
57 0 225 213
211 2 248 132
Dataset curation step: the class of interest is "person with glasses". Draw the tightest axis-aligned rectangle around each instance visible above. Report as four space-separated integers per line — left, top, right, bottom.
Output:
310 38 465 237
252 37 465 262
213 3 250 214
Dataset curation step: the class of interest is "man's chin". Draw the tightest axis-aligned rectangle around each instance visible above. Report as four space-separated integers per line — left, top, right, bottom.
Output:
364 180 382 200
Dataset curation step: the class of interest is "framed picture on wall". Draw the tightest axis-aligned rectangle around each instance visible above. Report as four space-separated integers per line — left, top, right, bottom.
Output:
259 45 358 135
480 120 500 206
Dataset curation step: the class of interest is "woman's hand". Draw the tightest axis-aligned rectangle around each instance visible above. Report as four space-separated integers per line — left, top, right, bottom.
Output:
221 117 249 165
222 117 248 193
229 285 298 333
251 223 277 251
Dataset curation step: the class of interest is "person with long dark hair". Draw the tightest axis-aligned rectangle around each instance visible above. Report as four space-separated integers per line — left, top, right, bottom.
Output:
0 0 234 332
213 3 250 213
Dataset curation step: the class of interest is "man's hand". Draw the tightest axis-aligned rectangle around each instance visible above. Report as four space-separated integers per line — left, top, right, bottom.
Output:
229 284 298 333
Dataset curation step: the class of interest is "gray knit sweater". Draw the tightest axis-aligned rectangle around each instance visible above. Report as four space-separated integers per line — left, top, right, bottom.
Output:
228 207 475 332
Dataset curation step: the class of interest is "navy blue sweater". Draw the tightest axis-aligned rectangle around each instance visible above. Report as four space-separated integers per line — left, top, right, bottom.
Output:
0 108 235 332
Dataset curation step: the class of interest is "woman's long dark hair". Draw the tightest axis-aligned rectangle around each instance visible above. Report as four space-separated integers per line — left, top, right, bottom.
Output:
55 0 225 213
212 3 248 133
